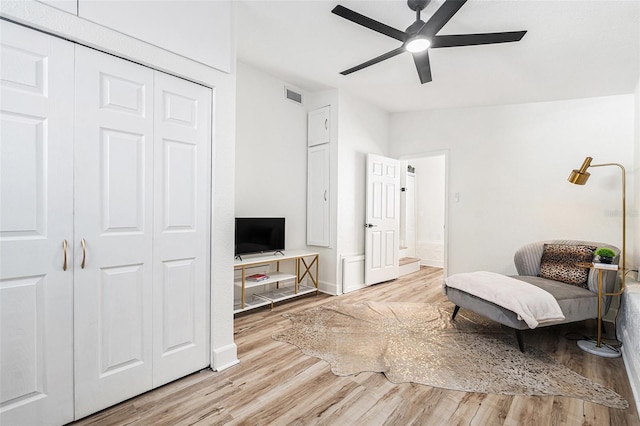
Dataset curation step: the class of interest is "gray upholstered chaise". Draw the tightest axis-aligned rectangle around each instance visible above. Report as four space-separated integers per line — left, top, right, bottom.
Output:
444 240 620 351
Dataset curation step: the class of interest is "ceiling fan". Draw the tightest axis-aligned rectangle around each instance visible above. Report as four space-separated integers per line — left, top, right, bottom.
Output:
332 0 527 84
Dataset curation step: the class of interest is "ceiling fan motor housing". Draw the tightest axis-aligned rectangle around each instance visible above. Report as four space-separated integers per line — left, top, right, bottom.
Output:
406 19 426 35
408 0 430 12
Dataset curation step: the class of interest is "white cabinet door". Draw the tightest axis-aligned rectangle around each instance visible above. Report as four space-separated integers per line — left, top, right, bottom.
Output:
307 144 330 247
0 22 75 425
74 45 155 419
307 106 330 147
152 72 211 387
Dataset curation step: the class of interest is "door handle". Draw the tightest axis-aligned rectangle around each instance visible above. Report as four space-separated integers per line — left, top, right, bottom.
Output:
364 223 377 228
324 118 328 130
324 190 327 201
63 239 68 271
81 238 86 269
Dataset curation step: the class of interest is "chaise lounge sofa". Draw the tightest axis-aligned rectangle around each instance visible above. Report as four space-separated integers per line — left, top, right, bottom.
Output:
444 240 620 351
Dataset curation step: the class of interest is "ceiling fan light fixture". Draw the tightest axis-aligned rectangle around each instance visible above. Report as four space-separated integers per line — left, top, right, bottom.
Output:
405 36 431 53
332 1 527 84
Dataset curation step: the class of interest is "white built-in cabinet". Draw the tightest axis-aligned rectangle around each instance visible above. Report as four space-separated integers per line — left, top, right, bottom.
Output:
307 105 331 147
307 106 331 247
0 22 211 424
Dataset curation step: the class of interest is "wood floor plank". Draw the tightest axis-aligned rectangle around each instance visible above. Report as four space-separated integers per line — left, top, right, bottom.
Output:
470 393 513 426
503 395 555 426
548 396 587 426
70 267 639 426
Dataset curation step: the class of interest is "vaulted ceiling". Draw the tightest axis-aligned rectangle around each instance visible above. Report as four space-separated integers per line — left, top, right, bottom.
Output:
235 0 640 112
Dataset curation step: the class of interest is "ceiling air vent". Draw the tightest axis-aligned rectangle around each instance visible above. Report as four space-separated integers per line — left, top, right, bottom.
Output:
284 86 303 105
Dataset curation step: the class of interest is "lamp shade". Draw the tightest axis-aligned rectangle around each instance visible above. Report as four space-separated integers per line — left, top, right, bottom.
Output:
568 170 590 185
568 157 592 185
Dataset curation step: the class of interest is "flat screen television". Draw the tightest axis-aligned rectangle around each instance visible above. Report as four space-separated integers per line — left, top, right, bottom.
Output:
235 217 285 256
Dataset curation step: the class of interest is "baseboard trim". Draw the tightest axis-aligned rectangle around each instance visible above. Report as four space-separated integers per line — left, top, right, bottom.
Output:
318 279 339 296
421 259 444 268
211 343 239 371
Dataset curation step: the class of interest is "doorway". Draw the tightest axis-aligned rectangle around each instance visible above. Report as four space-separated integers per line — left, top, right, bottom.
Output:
399 153 447 273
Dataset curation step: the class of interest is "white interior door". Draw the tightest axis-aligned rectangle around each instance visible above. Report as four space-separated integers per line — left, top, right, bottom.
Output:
0 22 75 425
74 45 155 418
365 154 400 285
152 72 211 387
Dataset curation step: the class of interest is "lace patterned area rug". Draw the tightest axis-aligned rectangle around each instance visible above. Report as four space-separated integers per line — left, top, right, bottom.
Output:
273 301 628 409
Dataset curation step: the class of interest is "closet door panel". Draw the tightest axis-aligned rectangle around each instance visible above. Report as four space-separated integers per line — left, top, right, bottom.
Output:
74 45 154 418
152 72 211 387
0 22 74 426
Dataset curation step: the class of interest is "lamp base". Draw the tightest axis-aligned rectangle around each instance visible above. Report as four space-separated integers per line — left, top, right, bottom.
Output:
577 339 621 358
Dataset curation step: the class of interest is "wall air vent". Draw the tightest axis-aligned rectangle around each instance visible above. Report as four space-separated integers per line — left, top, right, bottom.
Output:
284 86 303 105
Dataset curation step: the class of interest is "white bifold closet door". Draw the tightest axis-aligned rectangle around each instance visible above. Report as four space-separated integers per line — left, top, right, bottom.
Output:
0 21 75 426
151 72 211 388
73 46 156 418
74 46 211 418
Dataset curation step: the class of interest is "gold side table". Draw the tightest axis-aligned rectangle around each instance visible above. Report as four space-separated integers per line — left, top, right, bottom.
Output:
576 262 621 358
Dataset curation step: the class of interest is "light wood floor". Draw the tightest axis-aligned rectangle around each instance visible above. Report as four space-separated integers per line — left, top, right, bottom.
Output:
73 267 639 426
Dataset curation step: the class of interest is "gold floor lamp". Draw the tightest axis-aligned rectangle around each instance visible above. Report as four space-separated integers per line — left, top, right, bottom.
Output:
568 156 626 358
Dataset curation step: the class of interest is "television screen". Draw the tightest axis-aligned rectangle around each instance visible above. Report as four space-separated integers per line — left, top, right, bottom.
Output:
235 217 285 256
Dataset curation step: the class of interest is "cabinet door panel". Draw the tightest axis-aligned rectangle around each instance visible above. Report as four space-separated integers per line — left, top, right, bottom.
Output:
307 105 330 147
0 21 74 426
307 144 330 246
74 45 154 419
152 72 211 387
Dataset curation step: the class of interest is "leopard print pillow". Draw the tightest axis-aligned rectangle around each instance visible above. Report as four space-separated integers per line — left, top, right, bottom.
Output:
538 244 597 288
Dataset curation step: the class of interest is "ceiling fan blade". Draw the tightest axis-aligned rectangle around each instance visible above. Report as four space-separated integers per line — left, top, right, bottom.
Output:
332 5 408 42
412 50 432 84
421 0 468 37
340 47 406 75
431 31 527 48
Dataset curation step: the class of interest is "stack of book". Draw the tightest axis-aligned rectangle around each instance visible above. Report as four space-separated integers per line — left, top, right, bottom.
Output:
246 273 270 282
592 262 618 270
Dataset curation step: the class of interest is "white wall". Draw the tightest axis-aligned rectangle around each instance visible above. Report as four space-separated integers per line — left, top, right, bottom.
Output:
335 91 391 292
301 89 392 294
1 0 239 370
235 66 388 297
336 91 390 256
390 95 636 276
234 62 309 299
235 62 307 250
412 155 446 267
235 72 391 296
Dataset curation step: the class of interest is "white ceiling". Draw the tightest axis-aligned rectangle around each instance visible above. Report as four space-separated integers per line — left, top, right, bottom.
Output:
235 0 640 113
